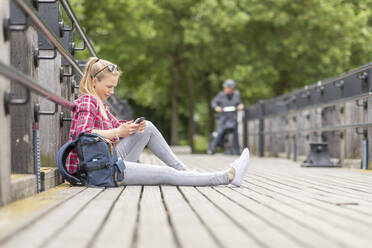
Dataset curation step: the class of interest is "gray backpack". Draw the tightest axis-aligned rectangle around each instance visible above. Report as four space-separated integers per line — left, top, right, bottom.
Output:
57 132 126 187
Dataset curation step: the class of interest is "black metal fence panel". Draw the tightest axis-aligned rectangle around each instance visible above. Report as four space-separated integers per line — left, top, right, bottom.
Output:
246 64 372 119
37 2 62 50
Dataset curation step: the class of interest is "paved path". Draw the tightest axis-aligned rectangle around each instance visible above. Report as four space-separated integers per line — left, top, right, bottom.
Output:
1 152 372 248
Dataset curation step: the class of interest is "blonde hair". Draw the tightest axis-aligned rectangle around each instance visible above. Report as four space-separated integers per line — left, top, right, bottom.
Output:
79 57 122 119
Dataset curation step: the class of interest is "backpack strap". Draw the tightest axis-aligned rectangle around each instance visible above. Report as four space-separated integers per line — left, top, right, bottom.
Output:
83 163 110 172
75 132 101 172
56 138 85 186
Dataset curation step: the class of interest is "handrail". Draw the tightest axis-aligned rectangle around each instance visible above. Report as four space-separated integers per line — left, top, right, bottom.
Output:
304 62 372 91
14 0 83 76
0 60 75 111
58 0 97 57
260 62 372 103
246 122 372 136
245 61 372 120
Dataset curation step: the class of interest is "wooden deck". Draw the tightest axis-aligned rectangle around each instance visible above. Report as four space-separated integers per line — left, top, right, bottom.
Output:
1 152 372 248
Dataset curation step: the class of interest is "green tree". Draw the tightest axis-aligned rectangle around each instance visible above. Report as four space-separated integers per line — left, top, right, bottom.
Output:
69 0 372 151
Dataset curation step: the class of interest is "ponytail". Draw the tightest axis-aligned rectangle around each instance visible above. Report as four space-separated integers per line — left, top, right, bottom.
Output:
79 57 117 119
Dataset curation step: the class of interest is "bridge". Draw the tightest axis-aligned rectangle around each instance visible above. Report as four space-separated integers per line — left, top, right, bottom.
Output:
1 152 372 248
0 1 372 248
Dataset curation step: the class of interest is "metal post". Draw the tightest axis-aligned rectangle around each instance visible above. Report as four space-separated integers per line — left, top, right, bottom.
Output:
33 121 41 193
340 105 345 166
293 135 297 161
362 129 369 170
243 108 248 148
258 101 265 157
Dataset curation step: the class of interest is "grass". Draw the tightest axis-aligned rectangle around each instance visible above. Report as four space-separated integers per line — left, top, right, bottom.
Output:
194 135 208 153
178 135 208 154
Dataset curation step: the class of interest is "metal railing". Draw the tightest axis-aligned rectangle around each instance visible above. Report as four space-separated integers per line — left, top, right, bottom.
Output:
246 63 372 120
2 0 133 193
58 0 97 57
0 60 75 110
1 0 98 192
14 0 83 76
244 62 372 169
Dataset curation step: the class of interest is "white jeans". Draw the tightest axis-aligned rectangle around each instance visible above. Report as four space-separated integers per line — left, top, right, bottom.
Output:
116 121 229 186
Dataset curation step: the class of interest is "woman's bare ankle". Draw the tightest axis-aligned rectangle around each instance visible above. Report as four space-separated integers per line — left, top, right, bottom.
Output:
228 168 235 183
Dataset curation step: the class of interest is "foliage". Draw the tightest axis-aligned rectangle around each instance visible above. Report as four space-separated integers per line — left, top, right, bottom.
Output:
69 0 372 145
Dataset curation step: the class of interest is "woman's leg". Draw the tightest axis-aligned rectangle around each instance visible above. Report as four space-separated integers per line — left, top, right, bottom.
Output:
116 121 186 170
121 161 229 186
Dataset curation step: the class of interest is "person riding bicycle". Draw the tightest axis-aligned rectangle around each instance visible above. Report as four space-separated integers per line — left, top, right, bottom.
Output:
208 79 244 155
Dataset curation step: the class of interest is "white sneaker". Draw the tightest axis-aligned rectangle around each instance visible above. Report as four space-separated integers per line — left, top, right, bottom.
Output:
230 148 250 187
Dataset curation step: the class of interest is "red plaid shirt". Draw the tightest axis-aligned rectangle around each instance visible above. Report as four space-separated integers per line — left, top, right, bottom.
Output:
66 94 126 174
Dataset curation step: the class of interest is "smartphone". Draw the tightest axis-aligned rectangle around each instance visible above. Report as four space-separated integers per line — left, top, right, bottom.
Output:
135 117 145 124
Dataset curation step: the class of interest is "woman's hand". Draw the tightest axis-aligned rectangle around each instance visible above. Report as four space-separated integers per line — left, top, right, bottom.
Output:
117 119 146 138
137 119 146 133
117 120 137 138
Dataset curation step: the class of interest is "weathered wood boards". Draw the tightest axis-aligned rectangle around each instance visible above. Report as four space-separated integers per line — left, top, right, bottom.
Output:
0 153 371 248
0 184 84 244
0 0 12 207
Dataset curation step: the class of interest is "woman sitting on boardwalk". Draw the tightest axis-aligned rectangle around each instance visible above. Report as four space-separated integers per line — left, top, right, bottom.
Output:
66 57 250 187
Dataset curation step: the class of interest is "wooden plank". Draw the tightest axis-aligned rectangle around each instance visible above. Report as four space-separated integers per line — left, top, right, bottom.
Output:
255 166 372 194
3 152 372 248
40 167 63 192
10 174 37 202
180 154 372 216
44 187 121 248
241 177 372 239
249 169 372 210
247 171 368 207
179 186 259 247
248 171 372 207
246 157 372 187
0 184 84 244
215 187 344 248
10 28 39 174
161 186 218 248
92 186 142 248
298 172 372 188
324 174 372 187
60 65 73 145
135 186 176 248
38 50 62 168
229 185 372 248
264 168 372 193
1 187 103 248
243 173 372 227
197 186 302 248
